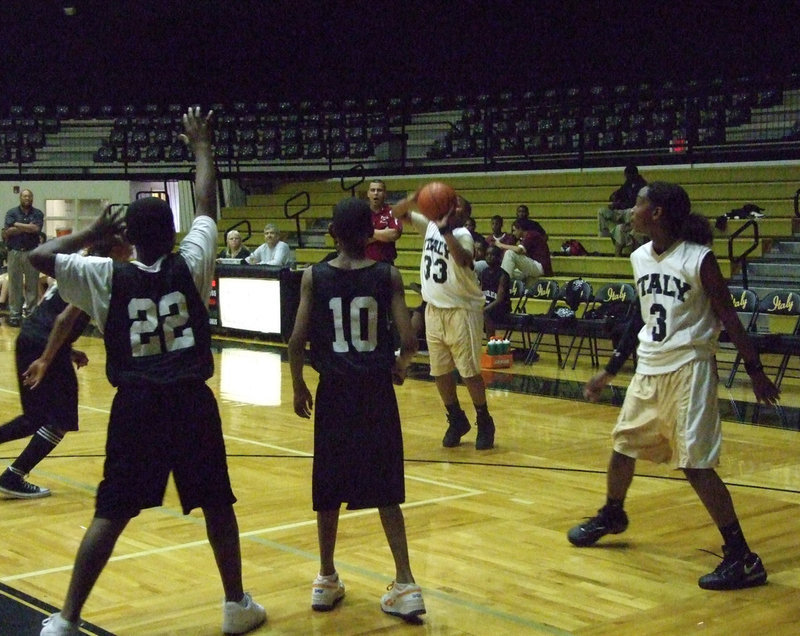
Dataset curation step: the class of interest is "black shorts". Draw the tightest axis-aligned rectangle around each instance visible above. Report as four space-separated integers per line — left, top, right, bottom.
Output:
16 333 78 432
95 381 236 519
313 372 405 511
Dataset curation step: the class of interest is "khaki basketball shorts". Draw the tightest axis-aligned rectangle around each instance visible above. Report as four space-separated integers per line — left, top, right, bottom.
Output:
425 304 483 378
612 358 721 468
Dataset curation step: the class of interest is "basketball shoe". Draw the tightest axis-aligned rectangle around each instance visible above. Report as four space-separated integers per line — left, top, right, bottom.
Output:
567 505 629 546
380 581 426 618
222 592 266 634
0 470 51 499
40 613 80 635
442 409 470 447
475 413 495 450
698 546 767 590
311 573 345 611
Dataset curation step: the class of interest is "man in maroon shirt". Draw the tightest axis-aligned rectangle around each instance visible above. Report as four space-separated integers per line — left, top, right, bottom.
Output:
365 179 401 263
486 214 515 248
495 218 553 288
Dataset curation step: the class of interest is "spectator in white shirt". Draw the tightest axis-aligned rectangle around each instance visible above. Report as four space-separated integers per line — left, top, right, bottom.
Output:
247 223 291 266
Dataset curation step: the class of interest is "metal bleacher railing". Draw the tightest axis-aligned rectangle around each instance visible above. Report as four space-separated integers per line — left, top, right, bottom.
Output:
1 74 800 178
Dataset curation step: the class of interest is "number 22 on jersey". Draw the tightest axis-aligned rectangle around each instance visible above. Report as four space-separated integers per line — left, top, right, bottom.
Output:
128 291 195 357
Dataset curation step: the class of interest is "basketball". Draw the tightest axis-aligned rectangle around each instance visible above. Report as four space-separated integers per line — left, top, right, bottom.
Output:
416 182 457 221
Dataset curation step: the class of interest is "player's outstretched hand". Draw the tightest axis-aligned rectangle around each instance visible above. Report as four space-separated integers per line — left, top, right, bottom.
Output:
179 106 213 148
751 369 780 404
90 204 126 241
293 383 314 418
583 370 613 402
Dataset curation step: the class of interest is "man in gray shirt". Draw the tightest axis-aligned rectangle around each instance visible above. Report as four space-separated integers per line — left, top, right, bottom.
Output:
3 189 44 326
246 223 291 266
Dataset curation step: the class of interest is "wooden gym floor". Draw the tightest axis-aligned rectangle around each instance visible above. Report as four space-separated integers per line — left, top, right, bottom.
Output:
1 325 799 635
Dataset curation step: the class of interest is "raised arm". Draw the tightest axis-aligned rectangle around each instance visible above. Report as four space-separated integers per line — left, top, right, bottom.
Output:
179 107 216 220
391 193 416 224
29 205 125 278
437 210 475 268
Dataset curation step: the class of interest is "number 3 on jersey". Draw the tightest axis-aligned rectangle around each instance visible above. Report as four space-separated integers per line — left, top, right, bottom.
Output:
128 291 195 357
423 254 448 283
649 303 667 342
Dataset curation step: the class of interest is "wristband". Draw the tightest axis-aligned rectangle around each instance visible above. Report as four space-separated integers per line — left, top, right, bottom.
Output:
744 360 764 375
604 350 624 376
439 224 452 236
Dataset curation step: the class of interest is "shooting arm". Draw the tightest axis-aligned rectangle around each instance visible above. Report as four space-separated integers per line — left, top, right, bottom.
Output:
180 108 216 220
29 206 124 278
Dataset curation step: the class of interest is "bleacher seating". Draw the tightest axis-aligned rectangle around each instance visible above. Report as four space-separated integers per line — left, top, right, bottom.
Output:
0 73 798 174
2 75 800 382
215 163 795 332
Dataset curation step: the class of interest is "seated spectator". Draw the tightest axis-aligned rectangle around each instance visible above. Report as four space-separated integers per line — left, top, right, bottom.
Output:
464 214 488 270
515 205 547 237
246 223 291 266
480 245 511 337
496 218 553 288
473 238 488 278
598 164 648 256
464 216 485 245
217 229 251 261
486 215 515 248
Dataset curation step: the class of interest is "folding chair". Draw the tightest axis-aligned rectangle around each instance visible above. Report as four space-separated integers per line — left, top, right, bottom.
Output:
564 282 636 369
493 279 527 346
724 287 759 388
754 289 800 389
526 278 592 366
513 279 560 363
732 289 800 425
